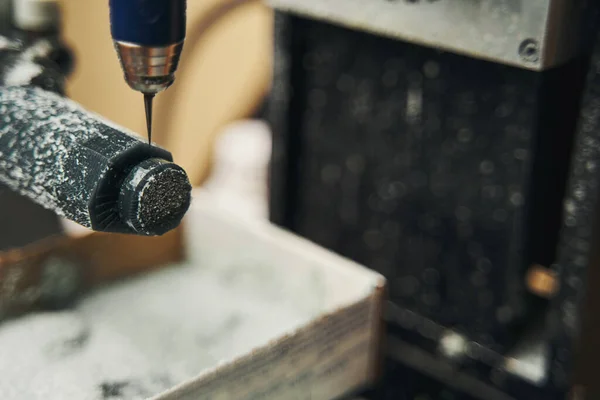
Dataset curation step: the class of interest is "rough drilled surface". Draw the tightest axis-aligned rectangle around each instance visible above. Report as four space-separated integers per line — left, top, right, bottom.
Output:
136 168 191 235
119 158 192 236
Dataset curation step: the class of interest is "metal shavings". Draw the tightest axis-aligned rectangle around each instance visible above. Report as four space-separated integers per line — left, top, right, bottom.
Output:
136 168 191 235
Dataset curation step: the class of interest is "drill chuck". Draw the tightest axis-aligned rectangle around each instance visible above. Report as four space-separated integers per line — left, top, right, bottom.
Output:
113 41 183 94
110 0 186 94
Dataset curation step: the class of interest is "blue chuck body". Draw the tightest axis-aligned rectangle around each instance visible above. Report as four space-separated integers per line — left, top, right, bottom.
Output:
109 0 186 46
109 0 187 95
109 0 187 143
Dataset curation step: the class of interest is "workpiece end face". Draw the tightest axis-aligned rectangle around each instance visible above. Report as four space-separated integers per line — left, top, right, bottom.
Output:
120 158 192 236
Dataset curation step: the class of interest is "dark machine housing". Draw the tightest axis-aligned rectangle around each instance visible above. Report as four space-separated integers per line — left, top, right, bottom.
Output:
267 1 600 398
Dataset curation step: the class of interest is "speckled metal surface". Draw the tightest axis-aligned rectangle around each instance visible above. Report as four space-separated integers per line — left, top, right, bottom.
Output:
268 11 595 400
269 14 563 352
119 158 191 236
0 85 174 233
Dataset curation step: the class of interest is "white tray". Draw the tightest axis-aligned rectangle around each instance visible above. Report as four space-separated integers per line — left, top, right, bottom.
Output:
0 192 386 400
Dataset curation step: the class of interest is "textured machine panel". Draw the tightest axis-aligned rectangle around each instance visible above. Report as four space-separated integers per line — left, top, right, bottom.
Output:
268 11 594 399
269 12 582 353
268 0 584 70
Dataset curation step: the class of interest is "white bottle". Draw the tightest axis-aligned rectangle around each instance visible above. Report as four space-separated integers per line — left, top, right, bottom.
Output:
202 120 271 220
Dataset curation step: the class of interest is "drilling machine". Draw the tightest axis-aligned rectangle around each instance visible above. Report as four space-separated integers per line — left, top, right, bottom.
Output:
267 1 600 399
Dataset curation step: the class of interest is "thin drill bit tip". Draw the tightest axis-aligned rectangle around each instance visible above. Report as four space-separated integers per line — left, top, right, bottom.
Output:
143 93 155 145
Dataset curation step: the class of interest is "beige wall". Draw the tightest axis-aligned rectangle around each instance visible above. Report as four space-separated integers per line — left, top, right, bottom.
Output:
60 0 272 185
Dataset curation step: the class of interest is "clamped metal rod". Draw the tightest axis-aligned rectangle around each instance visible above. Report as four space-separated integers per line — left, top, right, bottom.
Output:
0 35 192 237
0 86 192 236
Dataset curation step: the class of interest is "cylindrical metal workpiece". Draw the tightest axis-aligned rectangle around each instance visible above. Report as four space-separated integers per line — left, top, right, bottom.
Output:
0 86 192 236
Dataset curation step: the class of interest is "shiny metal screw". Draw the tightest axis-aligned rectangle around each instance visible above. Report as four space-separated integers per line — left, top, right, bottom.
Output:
519 39 540 63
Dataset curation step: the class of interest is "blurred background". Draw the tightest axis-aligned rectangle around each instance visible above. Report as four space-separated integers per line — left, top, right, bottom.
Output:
61 0 272 186
6 1 600 398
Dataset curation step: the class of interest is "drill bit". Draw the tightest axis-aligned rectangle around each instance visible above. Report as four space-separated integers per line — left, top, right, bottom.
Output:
144 93 154 144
